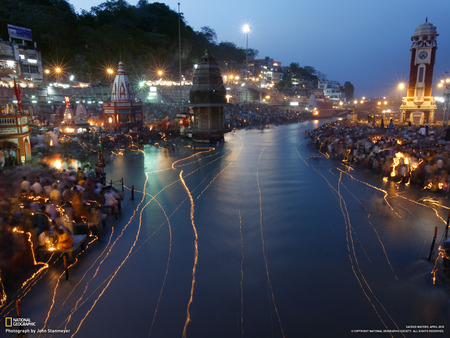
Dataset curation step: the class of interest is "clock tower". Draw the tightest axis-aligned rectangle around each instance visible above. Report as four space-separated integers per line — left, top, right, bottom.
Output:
400 19 438 124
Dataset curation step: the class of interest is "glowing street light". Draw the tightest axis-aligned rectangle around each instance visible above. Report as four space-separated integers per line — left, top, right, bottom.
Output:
242 23 251 102
242 24 251 34
438 76 450 127
397 82 407 100
242 24 251 79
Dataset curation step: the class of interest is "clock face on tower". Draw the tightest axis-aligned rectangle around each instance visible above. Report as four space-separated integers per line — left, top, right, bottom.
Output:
418 51 428 60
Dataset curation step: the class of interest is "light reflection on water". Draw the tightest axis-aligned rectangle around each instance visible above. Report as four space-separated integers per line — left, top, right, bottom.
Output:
107 122 449 337
17 121 450 337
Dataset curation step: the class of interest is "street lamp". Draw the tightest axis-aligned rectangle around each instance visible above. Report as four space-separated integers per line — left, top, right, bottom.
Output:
438 77 450 127
242 24 251 102
242 24 251 80
398 82 406 101
54 67 62 81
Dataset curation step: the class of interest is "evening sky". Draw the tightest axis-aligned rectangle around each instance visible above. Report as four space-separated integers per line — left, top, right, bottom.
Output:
69 0 450 98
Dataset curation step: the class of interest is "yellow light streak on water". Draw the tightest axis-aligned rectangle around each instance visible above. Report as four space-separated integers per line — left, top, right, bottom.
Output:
63 171 182 333
336 172 401 337
0 272 7 306
431 246 450 285
394 195 447 225
238 210 245 338
147 193 173 338
256 147 285 338
369 221 398 280
295 150 403 336
43 233 102 333
42 270 65 331
179 170 198 338
174 149 223 169
196 136 244 199
172 148 214 169
70 173 149 337
53 229 115 330
11 228 49 289
336 168 401 218
336 179 398 280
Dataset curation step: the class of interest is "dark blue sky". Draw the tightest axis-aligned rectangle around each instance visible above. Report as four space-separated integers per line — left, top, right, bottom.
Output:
70 0 450 98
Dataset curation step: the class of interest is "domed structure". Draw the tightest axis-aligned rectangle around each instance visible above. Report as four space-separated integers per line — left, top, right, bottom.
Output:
413 21 438 38
102 61 142 129
190 50 227 105
189 50 227 142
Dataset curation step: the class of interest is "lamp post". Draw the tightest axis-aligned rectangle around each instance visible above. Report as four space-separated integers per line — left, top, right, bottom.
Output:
242 24 251 103
178 2 182 111
438 77 450 127
398 82 406 100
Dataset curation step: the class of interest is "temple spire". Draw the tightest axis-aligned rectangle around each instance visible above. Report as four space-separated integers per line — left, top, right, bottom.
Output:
110 61 135 102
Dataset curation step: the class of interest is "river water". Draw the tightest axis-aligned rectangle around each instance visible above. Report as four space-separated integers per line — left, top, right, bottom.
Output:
4 121 450 337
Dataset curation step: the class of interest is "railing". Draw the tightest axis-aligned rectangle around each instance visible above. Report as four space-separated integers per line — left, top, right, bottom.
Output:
0 117 17 125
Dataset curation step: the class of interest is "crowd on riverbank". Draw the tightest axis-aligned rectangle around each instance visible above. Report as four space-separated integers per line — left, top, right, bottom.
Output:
0 164 122 292
224 103 300 129
306 120 450 191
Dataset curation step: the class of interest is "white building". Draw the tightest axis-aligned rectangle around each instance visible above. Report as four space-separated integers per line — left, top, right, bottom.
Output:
318 80 345 102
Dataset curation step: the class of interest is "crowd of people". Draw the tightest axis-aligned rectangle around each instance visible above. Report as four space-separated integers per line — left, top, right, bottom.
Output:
307 119 450 191
224 103 301 130
0 164 122 291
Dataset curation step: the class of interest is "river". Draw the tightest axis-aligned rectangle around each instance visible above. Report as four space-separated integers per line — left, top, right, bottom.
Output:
3 121 450 337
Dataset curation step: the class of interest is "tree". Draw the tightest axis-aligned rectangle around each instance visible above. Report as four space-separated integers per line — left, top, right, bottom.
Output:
343 81 354 102
200 26 217 44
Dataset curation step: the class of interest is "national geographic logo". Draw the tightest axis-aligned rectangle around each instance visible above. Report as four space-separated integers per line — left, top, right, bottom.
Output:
5 317 12 327
4 317 70 335
4 317 36 327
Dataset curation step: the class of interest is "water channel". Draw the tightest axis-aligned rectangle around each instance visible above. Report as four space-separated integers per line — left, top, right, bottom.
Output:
3 121 450 337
